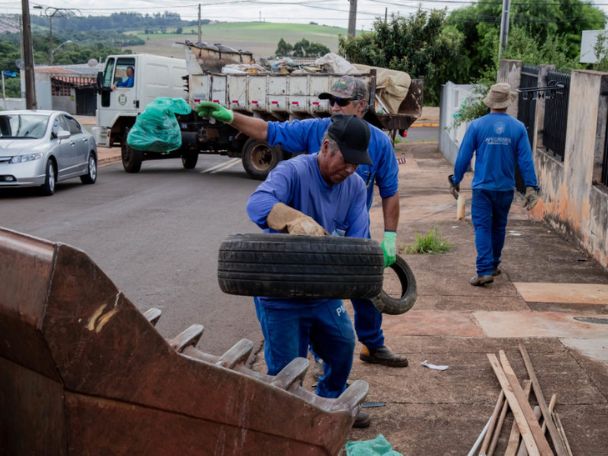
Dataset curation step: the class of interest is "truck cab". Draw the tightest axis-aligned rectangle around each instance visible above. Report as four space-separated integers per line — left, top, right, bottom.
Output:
95 54 187 147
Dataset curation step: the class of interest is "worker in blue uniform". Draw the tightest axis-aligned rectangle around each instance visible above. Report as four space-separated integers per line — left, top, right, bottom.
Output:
197 75 408 368
449 82 540 286
115 66 135 88
246 115 372 428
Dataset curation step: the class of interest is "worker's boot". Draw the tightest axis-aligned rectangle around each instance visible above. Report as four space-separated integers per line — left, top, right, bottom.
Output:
353 411 371 428
492 268 501 277
360 345 408 368
469 275 494 286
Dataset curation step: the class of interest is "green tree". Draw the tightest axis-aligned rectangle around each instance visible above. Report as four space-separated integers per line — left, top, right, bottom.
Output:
275 38 293 57
339 10 465 104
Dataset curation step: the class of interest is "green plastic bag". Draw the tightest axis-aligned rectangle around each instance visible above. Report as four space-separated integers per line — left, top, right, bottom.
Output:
345 434 402 456
127 97 192 153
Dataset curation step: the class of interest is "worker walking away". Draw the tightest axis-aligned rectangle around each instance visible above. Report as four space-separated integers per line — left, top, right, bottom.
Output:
449 82 540 286
247 115 373 428
197 75 407 369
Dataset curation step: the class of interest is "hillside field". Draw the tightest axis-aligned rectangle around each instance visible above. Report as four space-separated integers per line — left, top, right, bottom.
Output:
127 22 347 59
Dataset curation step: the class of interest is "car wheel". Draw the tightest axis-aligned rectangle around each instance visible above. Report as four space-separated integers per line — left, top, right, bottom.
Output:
241 139 283 180
218 233 384 299
40 160 56 196
181 151 199 169
122 128 143 173
370 255 417 315
80 153 97 184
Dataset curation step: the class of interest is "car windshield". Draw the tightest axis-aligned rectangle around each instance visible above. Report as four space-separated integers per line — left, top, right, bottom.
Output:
0 114 50 139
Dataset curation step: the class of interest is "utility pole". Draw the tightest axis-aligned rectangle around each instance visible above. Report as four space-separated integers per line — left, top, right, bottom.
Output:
21 0 36 109
498 0 511 59
197 3 202 44
384 7 388 23
348 0 357 38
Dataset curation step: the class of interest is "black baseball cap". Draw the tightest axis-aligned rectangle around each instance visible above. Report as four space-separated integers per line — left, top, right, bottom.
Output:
327 115 372 165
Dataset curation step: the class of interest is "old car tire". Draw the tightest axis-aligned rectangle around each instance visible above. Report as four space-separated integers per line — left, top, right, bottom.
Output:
122 128 143 173
40 159 56 196
218 233 384 299
241 139 283 180
182 151 199 169
371 255 417 315
80 153 97 184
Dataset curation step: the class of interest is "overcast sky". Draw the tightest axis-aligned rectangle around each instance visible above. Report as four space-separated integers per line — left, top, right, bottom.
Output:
7 0 608 29
8 0 477 29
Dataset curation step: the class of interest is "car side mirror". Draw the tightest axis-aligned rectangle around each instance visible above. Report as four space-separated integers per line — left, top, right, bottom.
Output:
57 130 71 140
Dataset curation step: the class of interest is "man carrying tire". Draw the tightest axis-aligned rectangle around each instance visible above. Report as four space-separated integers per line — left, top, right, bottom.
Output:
246 115 372 427
197 75 408 369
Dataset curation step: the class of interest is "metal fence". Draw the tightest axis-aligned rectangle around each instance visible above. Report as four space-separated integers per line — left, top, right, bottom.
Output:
542 71 571 161
603 116 608 186
517 65 539 145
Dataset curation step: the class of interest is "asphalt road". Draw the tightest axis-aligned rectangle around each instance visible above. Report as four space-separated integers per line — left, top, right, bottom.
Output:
0 156 263 356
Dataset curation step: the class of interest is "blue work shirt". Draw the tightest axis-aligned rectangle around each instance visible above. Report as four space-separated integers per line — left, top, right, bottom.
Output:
267 117 399 210
453 113 538 191
116 76 134 88
247 153 369 309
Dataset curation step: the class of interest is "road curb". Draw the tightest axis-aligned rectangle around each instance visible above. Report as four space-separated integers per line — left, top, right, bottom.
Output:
410 122 439 128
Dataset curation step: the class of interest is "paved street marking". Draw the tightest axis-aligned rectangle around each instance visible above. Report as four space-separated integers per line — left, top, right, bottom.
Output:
513 283 608 305
201 158 241 174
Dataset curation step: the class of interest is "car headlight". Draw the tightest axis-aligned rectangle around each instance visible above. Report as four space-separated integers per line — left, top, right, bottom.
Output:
10 153 42 164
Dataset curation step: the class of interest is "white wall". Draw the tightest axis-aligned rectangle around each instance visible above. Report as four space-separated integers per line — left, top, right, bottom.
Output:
439 82 474 164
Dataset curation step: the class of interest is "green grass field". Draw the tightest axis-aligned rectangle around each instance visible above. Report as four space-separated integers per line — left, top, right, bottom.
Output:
127 22 347 59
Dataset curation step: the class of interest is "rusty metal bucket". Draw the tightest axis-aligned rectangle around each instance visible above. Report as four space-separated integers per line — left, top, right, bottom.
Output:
0 227 367 455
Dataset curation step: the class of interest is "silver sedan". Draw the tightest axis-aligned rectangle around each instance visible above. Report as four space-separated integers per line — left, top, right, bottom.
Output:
0 110 97 195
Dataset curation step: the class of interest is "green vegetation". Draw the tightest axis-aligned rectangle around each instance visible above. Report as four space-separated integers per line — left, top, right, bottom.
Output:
275 38 330 57
405 228 452 255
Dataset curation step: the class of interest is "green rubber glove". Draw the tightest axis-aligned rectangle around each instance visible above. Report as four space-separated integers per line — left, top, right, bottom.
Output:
381 231 397 268
195 101 234 124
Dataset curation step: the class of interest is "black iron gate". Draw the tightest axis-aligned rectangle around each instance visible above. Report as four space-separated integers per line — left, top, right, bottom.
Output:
543 71 570 161
518 64 539 145
75 88 97 116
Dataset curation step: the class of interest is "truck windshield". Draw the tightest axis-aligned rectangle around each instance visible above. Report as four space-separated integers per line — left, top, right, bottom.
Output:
102 58 115 88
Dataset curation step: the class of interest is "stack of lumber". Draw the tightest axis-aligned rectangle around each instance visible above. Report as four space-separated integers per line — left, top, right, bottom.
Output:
468 345 573 456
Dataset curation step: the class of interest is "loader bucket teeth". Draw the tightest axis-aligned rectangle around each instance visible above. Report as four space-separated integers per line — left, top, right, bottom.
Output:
167 324 204 352
271 357 309 391
0 227 367 456
216 338 254 369
143 307 162 325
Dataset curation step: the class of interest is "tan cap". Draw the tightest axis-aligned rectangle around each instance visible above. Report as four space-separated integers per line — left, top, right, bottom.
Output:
483 82 516 109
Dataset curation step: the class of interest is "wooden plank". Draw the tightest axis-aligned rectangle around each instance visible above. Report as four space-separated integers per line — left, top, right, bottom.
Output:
519 345 569 456
505 380 532 456
487 353 540 456
488 393 509 456
499 351 554 456
553 412 574 456
518 395 558 456
479 391 505 456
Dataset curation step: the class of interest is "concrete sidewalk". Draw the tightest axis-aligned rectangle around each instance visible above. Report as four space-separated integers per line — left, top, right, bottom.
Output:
346 142 608 454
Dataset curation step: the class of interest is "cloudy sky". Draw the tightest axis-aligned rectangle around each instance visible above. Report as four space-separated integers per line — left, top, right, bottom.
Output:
8 0 608 30
8 0 477 29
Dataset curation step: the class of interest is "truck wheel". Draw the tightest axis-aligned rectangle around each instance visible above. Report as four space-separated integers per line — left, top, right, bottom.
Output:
122 129 143 173
241 139 282 180
370 255 417 315
181 151 199 169
218 233 384 299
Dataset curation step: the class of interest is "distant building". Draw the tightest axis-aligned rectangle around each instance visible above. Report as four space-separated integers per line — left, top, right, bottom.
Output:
20 63 103 115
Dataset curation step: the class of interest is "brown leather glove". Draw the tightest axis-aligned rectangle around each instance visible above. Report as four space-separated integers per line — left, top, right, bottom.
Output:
267 203 327 236
523 187 539 210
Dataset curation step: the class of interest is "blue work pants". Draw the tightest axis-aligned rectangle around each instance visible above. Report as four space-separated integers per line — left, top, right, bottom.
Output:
351 298 384 349
471 189 514 276
254 298 355 398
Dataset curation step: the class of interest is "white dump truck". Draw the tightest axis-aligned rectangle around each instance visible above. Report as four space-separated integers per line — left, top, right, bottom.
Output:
95 43 423 179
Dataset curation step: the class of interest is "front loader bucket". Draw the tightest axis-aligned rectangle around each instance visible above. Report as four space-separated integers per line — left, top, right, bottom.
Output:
0 227 367 455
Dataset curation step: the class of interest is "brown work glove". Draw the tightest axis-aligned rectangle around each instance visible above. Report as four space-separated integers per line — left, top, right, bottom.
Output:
267 203 327 236
523 187 539 210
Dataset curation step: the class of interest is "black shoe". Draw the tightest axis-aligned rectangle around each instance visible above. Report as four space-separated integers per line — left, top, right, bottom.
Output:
470 275 494 286
492 268 501 277
353 411 371 428
360 345 408 368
